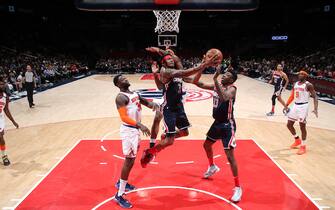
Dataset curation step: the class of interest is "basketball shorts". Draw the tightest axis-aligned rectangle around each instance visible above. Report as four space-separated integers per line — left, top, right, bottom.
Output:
162 105 191 136
274 85 283 96
206 119 237 150
287 103 309 123
120 124 141 158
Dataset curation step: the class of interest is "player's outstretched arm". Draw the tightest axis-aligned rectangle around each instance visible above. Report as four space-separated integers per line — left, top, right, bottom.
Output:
139 96 160 112
307 83 318 117
286 88 295 106
213 68 236 101
146 47 167 56
151 62 164 90
194 80 214 90
4 100 19 128
162 55 217 79
185 54 207 84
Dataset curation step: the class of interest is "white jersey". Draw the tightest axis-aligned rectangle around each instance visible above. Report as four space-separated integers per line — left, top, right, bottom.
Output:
0 93 8 132
0 93 7 119
119 91 142 158
293 81 310 104
119 91 142 126
288 81 311 123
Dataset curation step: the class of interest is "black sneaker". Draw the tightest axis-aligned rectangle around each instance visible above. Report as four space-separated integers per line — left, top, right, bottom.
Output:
115 180 136 191
2 155 10 166
114 193 132 209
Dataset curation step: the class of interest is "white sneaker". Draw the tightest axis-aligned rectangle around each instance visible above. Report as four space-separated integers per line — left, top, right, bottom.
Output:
203 164 220 178
231 187 242 203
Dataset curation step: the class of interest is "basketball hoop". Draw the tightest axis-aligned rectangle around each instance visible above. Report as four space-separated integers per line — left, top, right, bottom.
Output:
153 10 181 34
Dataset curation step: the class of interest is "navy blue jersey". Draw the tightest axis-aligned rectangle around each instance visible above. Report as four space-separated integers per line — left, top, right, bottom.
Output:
162 77 184 110
273 71 284 88
212 85 236 122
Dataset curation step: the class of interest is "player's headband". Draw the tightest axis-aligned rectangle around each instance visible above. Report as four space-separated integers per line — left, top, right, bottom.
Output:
161 54 173 64
299 71 308 77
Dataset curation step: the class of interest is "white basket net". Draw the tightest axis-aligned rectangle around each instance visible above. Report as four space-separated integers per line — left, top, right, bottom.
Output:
153 10 181 34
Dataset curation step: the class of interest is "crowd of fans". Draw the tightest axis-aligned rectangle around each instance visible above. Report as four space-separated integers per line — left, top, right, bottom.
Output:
240 47 335 81
96 56 209 73
2 43 334 100
0 47 89 98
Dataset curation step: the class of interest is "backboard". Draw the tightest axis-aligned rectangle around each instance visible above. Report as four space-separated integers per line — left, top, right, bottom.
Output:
158 35 177 47
75 0 259 11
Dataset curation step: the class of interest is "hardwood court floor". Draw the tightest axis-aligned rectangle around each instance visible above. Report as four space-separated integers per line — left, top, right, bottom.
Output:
1 74 335 209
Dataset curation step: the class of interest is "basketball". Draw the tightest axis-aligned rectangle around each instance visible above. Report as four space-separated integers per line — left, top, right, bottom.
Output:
205 48 223 66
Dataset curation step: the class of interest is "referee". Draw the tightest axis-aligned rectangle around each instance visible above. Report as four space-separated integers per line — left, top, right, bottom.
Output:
25 65 35 108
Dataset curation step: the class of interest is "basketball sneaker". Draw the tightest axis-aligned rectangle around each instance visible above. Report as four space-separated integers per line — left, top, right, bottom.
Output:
2 155 10 166
204 164 220 178
297 145 306 155
266 112 274 116
231 187 242 203
114 193 132 209
290 138 301 149
140 149 154 168
115 180 136 191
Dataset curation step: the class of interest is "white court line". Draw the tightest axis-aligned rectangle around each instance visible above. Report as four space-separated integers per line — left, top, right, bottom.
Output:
313 198 323 201
100 129 120 143
99 162 107 165
288 173 297 177
176 161 194 165
91 186 242 210
100 145 107 152
251 139 321 209
2 207 14 210
13 140 82 209
10 199 22 202
320 206 331 209
213 154 221 159
113 155 125 160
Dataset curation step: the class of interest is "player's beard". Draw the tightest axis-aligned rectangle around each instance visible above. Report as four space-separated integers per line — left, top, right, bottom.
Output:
124 83 130 89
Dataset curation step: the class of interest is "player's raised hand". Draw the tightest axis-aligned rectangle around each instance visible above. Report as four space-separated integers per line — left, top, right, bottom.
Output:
213 65 221 79
146 47 159 53
312 109 318 118
151 61 159 73
204 54 218 67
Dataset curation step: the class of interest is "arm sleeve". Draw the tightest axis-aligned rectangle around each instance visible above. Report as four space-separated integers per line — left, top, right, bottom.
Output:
286 89 295 106
117 106 137 126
